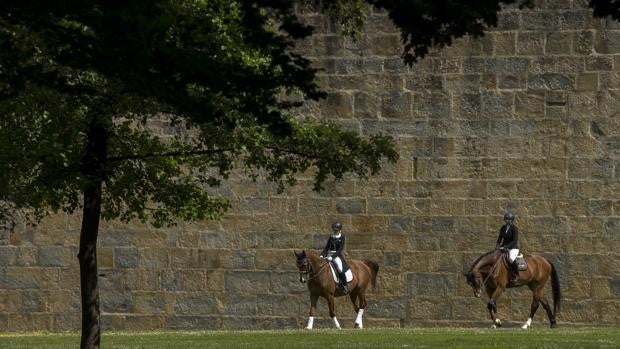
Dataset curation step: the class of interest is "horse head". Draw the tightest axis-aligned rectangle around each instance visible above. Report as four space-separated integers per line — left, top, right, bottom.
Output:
464 271 483 298
464 250 502 298
294 250 310 283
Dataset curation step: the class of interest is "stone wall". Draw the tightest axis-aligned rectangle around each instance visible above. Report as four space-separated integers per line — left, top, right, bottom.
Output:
1 1 618 331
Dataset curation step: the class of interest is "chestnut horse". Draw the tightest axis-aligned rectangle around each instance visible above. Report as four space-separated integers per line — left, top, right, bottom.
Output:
294 250 378 329
465 249 561 329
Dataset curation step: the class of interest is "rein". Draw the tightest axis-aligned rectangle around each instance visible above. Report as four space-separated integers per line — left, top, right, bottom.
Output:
482 251 504 285
300 259 330 282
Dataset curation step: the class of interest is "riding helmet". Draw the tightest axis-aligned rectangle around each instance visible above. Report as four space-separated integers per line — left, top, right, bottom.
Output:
503 212 515 221
331 222 342 231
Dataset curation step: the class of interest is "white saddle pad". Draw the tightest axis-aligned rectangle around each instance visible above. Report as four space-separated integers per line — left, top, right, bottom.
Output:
329 263 353 283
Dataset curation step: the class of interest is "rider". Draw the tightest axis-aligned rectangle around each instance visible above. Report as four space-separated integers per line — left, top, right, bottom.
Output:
496 212 520 284
320 222 348 294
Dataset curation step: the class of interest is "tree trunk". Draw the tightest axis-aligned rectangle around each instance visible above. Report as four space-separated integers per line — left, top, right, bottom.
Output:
78 120 108 349
78 180 103 349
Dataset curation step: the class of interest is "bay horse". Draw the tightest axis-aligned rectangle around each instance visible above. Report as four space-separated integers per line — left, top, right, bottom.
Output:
294 250 379 329
465 249 561 329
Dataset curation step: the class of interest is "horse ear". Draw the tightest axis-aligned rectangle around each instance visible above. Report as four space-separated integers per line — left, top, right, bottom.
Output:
294 250 300 258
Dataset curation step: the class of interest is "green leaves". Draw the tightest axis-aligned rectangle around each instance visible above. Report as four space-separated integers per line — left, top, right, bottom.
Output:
0 0 400 227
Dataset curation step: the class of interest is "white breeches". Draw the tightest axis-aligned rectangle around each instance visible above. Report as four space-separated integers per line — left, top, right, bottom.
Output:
331 256 344 273
508 249 519 262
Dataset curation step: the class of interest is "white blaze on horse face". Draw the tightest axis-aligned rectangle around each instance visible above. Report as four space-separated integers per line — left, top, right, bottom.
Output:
306 316 314 329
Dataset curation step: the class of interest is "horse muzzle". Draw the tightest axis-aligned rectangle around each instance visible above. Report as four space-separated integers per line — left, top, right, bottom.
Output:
474 289 482 298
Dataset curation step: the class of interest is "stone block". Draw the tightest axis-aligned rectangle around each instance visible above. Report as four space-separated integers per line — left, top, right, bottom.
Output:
405 74 443 91
493 32 516 55
595 30 620 54
133 292 171 314
528 73 575 90
174 293 217 315
366 296 407 318
413 92 451 118
180 270 207 291
8 314 52 331
335 198 366 214
37 246 72 267
388 216 414 234
585 56 614 71
408 298 452 320
257 294 303 316
165 315 221 329
380 92 412 119
574 30 594 54
0 290 20 313
546 32 573 54
100 289 133 313
220 294 257 316
225 271 271 294
255 250 296 271
114 247 138 269
367 198 401 214
0 267 58 290
407 273 455 297
517 32 545 55
0 247 37 266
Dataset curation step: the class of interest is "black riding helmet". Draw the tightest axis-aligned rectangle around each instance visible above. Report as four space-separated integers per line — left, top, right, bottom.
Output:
503 212 515 221
331 222 342 231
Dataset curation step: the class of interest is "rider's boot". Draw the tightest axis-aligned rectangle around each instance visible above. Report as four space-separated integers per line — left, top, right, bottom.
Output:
338 272 348 294
510 262 520 285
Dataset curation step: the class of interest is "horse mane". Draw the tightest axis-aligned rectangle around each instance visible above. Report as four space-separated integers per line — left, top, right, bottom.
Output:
468 250 498 271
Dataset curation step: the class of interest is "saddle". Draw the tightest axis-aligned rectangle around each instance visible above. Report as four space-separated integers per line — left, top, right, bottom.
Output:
503 251 528 271
328 262 353 283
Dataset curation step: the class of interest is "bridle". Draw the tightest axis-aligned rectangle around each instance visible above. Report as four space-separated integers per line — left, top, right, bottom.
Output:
297 256 329 283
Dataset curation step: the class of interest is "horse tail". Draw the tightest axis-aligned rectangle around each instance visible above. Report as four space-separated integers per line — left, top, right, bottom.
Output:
363 259 379 289
549 261 561 317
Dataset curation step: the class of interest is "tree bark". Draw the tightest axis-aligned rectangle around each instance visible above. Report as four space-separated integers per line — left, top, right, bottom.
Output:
78 120 108 349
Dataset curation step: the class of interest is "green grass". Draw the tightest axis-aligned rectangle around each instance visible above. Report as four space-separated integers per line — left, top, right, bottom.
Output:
0 328 618 349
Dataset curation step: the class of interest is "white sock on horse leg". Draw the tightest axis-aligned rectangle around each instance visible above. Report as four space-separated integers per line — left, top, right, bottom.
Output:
521 317 532 329
332 317 341 329
355 309 364 328
306 316 314 329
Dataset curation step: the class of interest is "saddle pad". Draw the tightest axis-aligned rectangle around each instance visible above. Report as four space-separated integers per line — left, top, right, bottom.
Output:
516 255 528 271
329 264 353 283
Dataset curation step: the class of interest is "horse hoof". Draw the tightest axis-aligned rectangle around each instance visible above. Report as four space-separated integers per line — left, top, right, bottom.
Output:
550 323 557 329
491 324 497 329
521 325 528 329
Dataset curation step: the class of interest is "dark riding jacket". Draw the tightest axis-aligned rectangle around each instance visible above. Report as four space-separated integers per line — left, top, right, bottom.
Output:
496 224 518 250
321 234 345 258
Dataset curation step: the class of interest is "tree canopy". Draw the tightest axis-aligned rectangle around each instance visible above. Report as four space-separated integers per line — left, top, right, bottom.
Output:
0 0 399 228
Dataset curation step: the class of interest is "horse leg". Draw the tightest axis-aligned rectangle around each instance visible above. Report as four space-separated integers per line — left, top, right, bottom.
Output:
306 294 318 329
522 296 539 329
539 295 556 328
349 292 361 328
327 295 341 329
487 288 504 328
354 292 368 329
522 287 542 329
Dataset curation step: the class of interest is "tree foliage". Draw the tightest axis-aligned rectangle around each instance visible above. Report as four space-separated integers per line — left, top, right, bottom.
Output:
0 0 398 228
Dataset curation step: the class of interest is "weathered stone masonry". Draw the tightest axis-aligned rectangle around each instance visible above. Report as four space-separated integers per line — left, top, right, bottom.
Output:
0 1 618 330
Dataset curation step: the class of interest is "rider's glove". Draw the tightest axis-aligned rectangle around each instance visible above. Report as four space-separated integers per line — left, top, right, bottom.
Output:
326 256 333 262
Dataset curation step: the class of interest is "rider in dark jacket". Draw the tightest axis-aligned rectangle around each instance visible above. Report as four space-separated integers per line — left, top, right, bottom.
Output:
320 222 348 294
496 212 520 284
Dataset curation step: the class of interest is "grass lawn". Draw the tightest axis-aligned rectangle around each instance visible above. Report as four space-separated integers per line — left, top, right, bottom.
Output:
0 328 617 349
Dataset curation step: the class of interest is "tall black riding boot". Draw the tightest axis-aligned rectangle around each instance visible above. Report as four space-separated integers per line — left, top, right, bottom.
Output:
338 272 348 294
510 262 519 284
